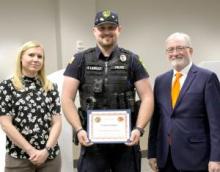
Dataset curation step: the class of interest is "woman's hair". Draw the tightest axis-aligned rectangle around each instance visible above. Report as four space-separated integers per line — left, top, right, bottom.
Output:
12 41 53 92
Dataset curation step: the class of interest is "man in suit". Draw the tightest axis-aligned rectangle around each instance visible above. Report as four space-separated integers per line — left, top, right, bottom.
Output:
148 32 220 172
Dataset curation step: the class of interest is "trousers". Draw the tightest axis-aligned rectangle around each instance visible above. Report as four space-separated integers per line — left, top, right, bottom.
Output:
78 144 141 172
4 153 61 172
159 148 208 172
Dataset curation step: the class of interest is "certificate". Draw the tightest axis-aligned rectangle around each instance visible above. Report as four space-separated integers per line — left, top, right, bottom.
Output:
87 110 131 143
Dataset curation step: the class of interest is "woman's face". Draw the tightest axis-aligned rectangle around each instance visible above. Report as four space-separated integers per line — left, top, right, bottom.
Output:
21 47 44 77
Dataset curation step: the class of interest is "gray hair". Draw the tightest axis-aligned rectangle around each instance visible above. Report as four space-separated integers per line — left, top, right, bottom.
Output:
165 32 192 47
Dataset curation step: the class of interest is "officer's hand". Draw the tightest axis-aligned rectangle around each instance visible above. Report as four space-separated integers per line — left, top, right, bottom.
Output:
77 129 93 147
149 158 159 172
125 129 140 146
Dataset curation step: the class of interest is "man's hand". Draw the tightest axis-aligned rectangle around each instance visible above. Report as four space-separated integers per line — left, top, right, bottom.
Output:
209 161 220 172
149 158 159 172
125 129 141 146
77 129 93 147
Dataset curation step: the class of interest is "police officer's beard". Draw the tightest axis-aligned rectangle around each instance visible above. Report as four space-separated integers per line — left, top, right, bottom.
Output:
98 40 115 49
102 43 114 49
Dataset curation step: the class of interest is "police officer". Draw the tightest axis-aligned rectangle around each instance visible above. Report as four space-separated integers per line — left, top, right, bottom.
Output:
62 10 154 172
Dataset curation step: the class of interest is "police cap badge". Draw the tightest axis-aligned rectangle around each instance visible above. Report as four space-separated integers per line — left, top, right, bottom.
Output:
94 10 119 26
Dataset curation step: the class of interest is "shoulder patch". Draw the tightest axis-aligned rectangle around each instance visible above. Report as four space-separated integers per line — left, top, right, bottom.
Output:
69 56 75 64
138 56 146 69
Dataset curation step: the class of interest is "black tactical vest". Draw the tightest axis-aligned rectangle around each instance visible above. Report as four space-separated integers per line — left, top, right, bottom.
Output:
79 48 135 111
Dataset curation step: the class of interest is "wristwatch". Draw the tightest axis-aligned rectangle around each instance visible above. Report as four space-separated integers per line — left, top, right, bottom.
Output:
134 127 145 137
45 146 53 155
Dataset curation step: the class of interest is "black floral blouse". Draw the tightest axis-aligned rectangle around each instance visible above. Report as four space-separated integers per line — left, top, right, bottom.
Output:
0 76 61 159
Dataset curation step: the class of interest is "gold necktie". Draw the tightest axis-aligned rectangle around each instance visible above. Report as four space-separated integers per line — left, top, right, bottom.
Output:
171 72 182 108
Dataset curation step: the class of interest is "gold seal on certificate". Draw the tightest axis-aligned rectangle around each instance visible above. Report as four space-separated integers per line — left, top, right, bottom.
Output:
87 110 131 143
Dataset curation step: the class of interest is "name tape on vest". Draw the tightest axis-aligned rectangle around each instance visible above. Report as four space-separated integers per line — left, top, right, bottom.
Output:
86 66 103 71
112 66 126 70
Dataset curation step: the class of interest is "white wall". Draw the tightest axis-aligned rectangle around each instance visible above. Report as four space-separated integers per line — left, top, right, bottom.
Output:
0 0 59 81
58 0 96 66
96 0 220 83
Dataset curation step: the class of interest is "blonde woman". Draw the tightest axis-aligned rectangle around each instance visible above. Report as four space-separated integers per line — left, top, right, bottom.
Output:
0 41 62 172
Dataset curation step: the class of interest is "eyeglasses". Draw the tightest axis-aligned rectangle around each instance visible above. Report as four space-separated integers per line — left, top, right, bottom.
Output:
166 46 191 54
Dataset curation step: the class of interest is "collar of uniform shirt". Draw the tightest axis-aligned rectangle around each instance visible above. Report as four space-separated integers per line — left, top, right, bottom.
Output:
172 61 193 87
95 45 118 59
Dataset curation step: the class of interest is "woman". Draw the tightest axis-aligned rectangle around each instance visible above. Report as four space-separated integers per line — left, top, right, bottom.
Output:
0 41 62 172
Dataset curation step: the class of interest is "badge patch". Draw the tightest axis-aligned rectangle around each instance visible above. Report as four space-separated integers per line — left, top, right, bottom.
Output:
120 54 127 62
103 10 111 18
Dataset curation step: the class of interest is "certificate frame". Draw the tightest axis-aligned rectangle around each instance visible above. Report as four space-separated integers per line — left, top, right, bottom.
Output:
87 109 131 143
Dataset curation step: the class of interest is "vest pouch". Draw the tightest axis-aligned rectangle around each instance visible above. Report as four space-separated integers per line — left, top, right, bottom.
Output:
93 78 103 93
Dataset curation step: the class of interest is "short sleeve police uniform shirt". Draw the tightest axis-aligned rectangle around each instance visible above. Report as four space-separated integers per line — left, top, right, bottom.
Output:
0 76 61 159
64 46 149 83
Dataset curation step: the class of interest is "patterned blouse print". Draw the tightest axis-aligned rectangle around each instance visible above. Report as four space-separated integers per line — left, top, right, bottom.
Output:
0 76 61 159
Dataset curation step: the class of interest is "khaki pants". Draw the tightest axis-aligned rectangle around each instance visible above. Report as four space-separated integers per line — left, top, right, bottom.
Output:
5 153 61 172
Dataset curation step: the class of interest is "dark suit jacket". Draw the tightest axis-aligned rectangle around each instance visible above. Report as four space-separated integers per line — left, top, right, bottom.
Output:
148 64 220 170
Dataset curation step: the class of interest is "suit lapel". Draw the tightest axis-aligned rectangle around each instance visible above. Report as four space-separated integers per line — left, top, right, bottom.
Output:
163 71 173 114
174 64 198 108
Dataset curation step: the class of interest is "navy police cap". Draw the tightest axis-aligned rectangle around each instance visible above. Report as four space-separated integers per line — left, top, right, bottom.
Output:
94 10 119 26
